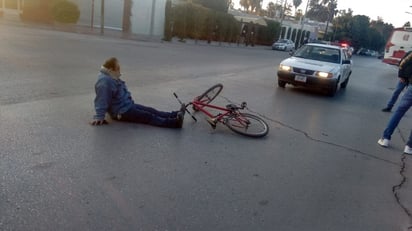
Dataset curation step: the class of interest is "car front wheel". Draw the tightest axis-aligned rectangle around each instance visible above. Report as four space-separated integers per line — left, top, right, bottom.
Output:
278 80 286 88
327 81 338 96
340 76 349 88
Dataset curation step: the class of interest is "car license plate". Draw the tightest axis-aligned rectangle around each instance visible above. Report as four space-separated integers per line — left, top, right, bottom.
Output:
295 75 307 82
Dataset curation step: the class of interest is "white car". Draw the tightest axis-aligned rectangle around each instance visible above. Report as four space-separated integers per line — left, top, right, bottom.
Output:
277 43 352 96
272 39 295 51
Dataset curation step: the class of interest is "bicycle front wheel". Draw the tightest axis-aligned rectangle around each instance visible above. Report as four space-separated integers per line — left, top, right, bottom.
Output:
225 113 269 138
196 83 223 104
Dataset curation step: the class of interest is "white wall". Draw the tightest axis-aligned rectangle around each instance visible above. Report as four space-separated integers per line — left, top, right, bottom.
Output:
73 0 166 37
74 0 123 30
131 0 166 37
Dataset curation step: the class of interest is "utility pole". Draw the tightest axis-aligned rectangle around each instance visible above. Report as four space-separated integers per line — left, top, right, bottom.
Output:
298 0 310 47
91 0 94 31
100 0 105 35
323 1 336 40
150 0 156 36
278 0 288 40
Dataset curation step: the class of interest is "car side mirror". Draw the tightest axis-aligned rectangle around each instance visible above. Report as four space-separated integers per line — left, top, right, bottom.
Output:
289 50 294 56
342 60 351 64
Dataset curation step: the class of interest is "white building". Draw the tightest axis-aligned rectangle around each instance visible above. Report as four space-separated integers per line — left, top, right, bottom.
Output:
0 0 167 38
73 0 166 37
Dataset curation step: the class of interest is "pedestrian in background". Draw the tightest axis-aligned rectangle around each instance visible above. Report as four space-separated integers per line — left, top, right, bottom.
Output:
381 51 412 112
378 51 412 154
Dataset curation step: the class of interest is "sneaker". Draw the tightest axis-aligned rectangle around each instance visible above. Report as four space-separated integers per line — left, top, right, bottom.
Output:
381 107 391 112
404 145 412 154
377 138 389 147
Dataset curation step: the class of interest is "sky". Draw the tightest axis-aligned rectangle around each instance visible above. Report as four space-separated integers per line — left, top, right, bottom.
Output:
234 0 412 28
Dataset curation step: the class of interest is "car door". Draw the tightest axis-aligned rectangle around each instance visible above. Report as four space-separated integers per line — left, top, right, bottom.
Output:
341 50 350 80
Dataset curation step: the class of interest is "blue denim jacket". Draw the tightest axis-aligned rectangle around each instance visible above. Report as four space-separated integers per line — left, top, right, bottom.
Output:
93 70 134 120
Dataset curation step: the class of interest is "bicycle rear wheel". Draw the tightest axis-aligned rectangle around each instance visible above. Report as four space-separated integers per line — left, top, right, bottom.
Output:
225 113 269 138
193 83 223 111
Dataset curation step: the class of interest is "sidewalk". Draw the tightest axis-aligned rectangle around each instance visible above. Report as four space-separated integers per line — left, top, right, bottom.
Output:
0 13 271 50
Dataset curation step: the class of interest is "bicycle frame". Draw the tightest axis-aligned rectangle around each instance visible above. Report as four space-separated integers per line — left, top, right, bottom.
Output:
193 100 231 120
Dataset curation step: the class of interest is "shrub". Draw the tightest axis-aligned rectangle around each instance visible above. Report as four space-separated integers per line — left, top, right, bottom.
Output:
170 3 240 43
20 0 54 23
50 0 80 24
257 20 281 45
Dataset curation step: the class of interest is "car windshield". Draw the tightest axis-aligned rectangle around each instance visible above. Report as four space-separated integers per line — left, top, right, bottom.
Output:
293 45 341 64
277 39 288 43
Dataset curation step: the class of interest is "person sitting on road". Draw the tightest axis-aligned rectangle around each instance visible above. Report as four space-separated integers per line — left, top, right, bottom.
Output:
90 57 185 128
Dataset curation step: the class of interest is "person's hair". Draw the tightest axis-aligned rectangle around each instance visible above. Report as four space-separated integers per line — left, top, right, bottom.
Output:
103 57 118 70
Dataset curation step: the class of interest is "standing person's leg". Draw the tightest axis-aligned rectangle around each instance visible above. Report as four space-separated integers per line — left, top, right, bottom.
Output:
379 86 412 146
404 130 412 154
383 80 407 112
119 104 183 128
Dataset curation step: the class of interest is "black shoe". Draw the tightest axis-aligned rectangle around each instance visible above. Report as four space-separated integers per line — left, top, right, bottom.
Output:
382 107 391 112
175 111 184 128
179 103 186 116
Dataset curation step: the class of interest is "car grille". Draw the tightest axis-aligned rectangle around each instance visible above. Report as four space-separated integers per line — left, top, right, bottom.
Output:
293 67 315 75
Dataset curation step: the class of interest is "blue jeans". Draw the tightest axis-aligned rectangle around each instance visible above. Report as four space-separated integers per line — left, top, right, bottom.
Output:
386 80 407 109
119 104 179 128
383 85 412 145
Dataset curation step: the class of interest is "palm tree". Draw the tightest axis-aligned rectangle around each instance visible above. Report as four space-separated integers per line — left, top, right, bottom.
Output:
250 0 263 13
239 0 250 12
267 1 276 18
293 0 302 12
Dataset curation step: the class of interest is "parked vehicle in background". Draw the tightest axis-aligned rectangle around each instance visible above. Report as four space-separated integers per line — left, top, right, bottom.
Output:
357 48 373 56
272 39 295 51
383 27 412 65
277 43 352 96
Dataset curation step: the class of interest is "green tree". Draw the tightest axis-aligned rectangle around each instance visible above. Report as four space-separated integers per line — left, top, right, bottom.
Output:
239 0 251 12
194 0 231 12
306 0 336 22
306 4 328 21
293 0 302 13
350 15 370 49
266 1 276 18
250 0 263 13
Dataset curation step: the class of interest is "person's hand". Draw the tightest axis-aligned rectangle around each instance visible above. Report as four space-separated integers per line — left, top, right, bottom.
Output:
399 78 407 83
90 119 108 126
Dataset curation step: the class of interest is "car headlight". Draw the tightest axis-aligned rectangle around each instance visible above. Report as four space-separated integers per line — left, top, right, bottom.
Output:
316 71 333 78
279 64 292 72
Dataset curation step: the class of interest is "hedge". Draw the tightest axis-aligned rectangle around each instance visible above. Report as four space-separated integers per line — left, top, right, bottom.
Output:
51 0 80 24
20 0 79 24
165 2 282 46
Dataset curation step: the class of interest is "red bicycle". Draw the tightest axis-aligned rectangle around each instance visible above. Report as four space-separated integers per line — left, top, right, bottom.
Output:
174 83 269 138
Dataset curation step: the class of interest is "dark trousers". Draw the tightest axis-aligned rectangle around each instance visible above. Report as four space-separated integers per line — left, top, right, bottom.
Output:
119 104 178 128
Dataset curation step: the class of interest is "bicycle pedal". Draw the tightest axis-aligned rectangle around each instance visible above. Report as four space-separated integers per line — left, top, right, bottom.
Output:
206 118 217 129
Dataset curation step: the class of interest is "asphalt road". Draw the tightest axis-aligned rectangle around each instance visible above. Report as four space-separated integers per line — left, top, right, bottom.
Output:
1 24 412 231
